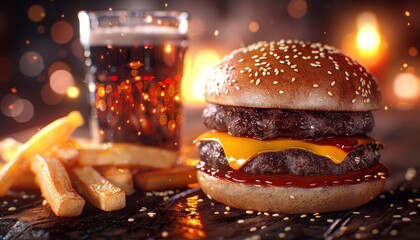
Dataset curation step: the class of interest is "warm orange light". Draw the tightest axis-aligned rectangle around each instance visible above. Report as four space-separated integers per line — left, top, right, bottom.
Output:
164 44 172 54
355 12 381 57
393 73 420 100
182 48 221 105
356 26 381 54
342 11 386 69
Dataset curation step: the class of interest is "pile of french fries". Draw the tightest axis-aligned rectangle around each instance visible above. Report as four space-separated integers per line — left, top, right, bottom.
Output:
0 111 197 217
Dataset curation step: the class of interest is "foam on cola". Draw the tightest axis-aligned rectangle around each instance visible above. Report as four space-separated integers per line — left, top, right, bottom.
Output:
83 28 187 151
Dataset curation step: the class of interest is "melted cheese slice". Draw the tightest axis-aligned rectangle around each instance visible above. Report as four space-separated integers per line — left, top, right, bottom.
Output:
194 131 378 170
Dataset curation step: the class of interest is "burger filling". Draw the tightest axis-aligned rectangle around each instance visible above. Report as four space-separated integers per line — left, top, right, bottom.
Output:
197 104 382 177
197 141 381 176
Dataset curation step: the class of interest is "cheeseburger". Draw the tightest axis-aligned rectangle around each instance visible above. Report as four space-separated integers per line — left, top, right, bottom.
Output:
194 40 387 213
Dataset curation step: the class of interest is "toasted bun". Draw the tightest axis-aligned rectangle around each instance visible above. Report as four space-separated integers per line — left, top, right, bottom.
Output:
203 40 381 111
197 170 385 214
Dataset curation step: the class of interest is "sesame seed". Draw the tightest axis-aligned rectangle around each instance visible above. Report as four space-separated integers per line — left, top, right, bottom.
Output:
393 214 402 218
352 98 356 103
389 229 398 237
235 86 240 90
284 226 291 232
359 226 367 231
300 214 307 218
372 229 379 234
353 211 361 215
283 217 289 220
279 90 285 94
148 212 156 217
289 195 295 199
128 217 135 222
291 64 297 68
327 91 333 97
256 79 261 85
8 207 16 211
273 81 278 85
278 233 286 238
402 217 411 222
250 227 257 232
327 219 334 223
313 84 319 88
207 194 212 199
272 213 280 217
214 211 220 215
330 81 336 86
327 71 332 75
246 210 254 214
409 211 417 215
239 58 244 62
139 207 147 212
238 219 245 224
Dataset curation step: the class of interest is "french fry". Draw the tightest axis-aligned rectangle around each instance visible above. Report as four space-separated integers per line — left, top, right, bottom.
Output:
98 167 135 195
0 163 37 189
77 143 177 169
0 138 20 162
53 142 79 166
134 165 198 191
31 155 85 217
69 166 126 211
0 111 84 196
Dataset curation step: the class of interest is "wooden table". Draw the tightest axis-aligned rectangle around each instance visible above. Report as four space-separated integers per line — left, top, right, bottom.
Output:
1 107 419 239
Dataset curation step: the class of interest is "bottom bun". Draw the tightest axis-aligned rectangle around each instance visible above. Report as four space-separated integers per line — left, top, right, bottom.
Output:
197 170 385 214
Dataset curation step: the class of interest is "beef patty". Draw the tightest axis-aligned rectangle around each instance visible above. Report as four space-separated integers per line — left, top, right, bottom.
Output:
197 141 381 176
203 104 375 140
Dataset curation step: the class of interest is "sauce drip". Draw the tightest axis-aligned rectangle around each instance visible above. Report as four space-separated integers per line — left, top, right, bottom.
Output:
197 162 388 189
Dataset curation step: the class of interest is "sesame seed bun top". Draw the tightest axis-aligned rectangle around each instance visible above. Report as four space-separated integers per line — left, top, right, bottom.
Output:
203 40 382 111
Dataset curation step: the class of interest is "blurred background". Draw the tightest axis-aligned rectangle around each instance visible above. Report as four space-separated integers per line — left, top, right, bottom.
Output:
0 1 419 167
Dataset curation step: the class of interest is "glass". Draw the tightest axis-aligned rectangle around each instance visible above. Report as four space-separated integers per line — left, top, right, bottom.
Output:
78 10 188 157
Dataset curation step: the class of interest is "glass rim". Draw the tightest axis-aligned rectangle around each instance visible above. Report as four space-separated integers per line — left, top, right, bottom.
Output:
78 10 189 19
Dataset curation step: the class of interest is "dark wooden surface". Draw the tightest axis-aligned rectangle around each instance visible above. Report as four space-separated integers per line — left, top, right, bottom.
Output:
1 107 420 239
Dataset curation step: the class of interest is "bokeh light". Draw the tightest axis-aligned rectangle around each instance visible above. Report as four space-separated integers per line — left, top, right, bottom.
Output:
41 83 63 105
27 5 46 22
67 86 80 99
248 21 259 32
0 57 14 84
393 73 420 100
408 47 418 57
356 12 381 54
19 51 45 77
50 20 74 44
49 69 75 94
1 94 21 117
13 99 34 123
287 0 308 19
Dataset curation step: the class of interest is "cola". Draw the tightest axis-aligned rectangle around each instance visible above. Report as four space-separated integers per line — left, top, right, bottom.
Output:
83 31 187 151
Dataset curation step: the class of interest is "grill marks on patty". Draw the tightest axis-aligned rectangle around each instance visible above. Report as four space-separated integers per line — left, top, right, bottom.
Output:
202 104 374 140
198 141 381 176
